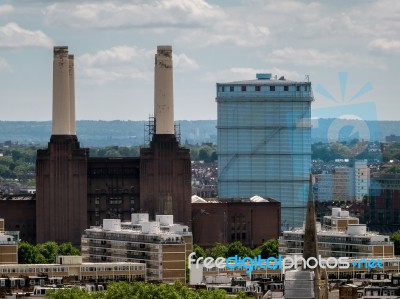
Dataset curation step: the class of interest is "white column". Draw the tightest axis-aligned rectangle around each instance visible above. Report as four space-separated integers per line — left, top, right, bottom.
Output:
68 54 76 135
52 46 71 135
154 45 174 135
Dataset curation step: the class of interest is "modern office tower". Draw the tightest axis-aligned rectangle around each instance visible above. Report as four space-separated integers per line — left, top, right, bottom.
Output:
140 46 191 226
216 73 313 228
82 214 192 282
36 46 89 246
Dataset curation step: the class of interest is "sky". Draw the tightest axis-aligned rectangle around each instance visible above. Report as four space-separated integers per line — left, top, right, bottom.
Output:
0 0 399 121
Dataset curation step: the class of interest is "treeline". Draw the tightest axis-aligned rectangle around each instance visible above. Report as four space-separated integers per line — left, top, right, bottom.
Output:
90 144 217 162
312 141 382 162
193 240 279 260
46 281 252 299
0 147 37 180
18 241 80 264
0 144 218 180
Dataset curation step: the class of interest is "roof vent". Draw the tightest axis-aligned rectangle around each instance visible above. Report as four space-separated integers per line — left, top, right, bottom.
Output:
256 73 272 80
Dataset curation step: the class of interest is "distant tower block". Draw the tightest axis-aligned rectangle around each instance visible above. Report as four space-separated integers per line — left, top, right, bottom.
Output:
52 46 71 135
68 54 76 135
154 45 174 135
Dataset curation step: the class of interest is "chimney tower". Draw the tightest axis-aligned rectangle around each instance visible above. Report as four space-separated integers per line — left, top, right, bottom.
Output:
52 46 71 135
68 54 76 135
154 45 174 135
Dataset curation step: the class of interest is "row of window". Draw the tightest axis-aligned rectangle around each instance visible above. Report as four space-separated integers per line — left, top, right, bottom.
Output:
220 85 308 92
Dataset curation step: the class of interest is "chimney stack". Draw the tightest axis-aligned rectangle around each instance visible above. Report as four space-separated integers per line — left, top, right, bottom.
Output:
154 45 174 135
68 54 76 135
52 46 71 135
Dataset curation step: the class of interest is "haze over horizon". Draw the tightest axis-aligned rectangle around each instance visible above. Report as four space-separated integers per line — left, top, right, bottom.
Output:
0 0 399 121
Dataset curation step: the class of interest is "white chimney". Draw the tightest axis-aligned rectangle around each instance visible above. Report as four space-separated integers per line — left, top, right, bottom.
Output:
68 54 76 135
52 46 71 135
154 45 174 135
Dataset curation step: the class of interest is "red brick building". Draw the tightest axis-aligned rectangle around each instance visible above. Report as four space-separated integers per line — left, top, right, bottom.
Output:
192 196 280 248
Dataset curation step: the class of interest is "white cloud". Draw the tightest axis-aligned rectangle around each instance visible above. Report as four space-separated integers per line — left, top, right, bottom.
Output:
0 57 11 71
43 0 223 29
0 23 52 48
368 38 400 54
177 21 270 47
174 53 199 72
42 0 270 48
265 47 382 68
76 46 199 83
0 4 14 15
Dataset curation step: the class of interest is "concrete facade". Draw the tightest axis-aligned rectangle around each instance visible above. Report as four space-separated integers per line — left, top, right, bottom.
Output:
82 215 192 283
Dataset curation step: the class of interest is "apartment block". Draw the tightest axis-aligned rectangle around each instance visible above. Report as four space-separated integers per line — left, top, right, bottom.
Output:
81 214 192 283
280 207 394 259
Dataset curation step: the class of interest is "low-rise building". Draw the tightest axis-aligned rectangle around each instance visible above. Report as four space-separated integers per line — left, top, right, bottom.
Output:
0 218 18 264
191 195 280 248
0 255 145 294
81 214 192 283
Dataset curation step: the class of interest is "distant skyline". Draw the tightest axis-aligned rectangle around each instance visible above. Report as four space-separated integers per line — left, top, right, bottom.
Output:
0 0 399 121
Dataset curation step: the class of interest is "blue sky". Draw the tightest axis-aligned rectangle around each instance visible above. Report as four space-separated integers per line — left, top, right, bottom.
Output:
0 0 399 121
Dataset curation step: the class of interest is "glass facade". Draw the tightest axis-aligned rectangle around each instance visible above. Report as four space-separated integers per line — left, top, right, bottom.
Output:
216 75 313 228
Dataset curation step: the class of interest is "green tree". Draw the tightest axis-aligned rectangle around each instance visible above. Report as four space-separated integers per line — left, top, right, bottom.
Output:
391 231 400 255
207 243 228 259
45 287 92 299
58 242 81 256
192 244 206 259
227 241 252 258
18 242 46 264
258 239 279 259
38 241 59 263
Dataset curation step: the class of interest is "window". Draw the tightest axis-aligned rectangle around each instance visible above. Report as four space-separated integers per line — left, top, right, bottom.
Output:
255 85 261 92
305 85 308 91
284 86 289 91
221 86 225 92
241 85 246 92
296 85 300 91
270 86 275 91
230 86 234 92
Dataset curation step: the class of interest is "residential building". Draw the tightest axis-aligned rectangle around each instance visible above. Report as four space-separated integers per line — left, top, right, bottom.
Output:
333 166 355 202
0 218 18 264
81 214 192 283
216 73 313 228
191 195 280 248
0 255 145 292
314 171 333 202
355 159 369 202
322 207 359 231
280 223 394 259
